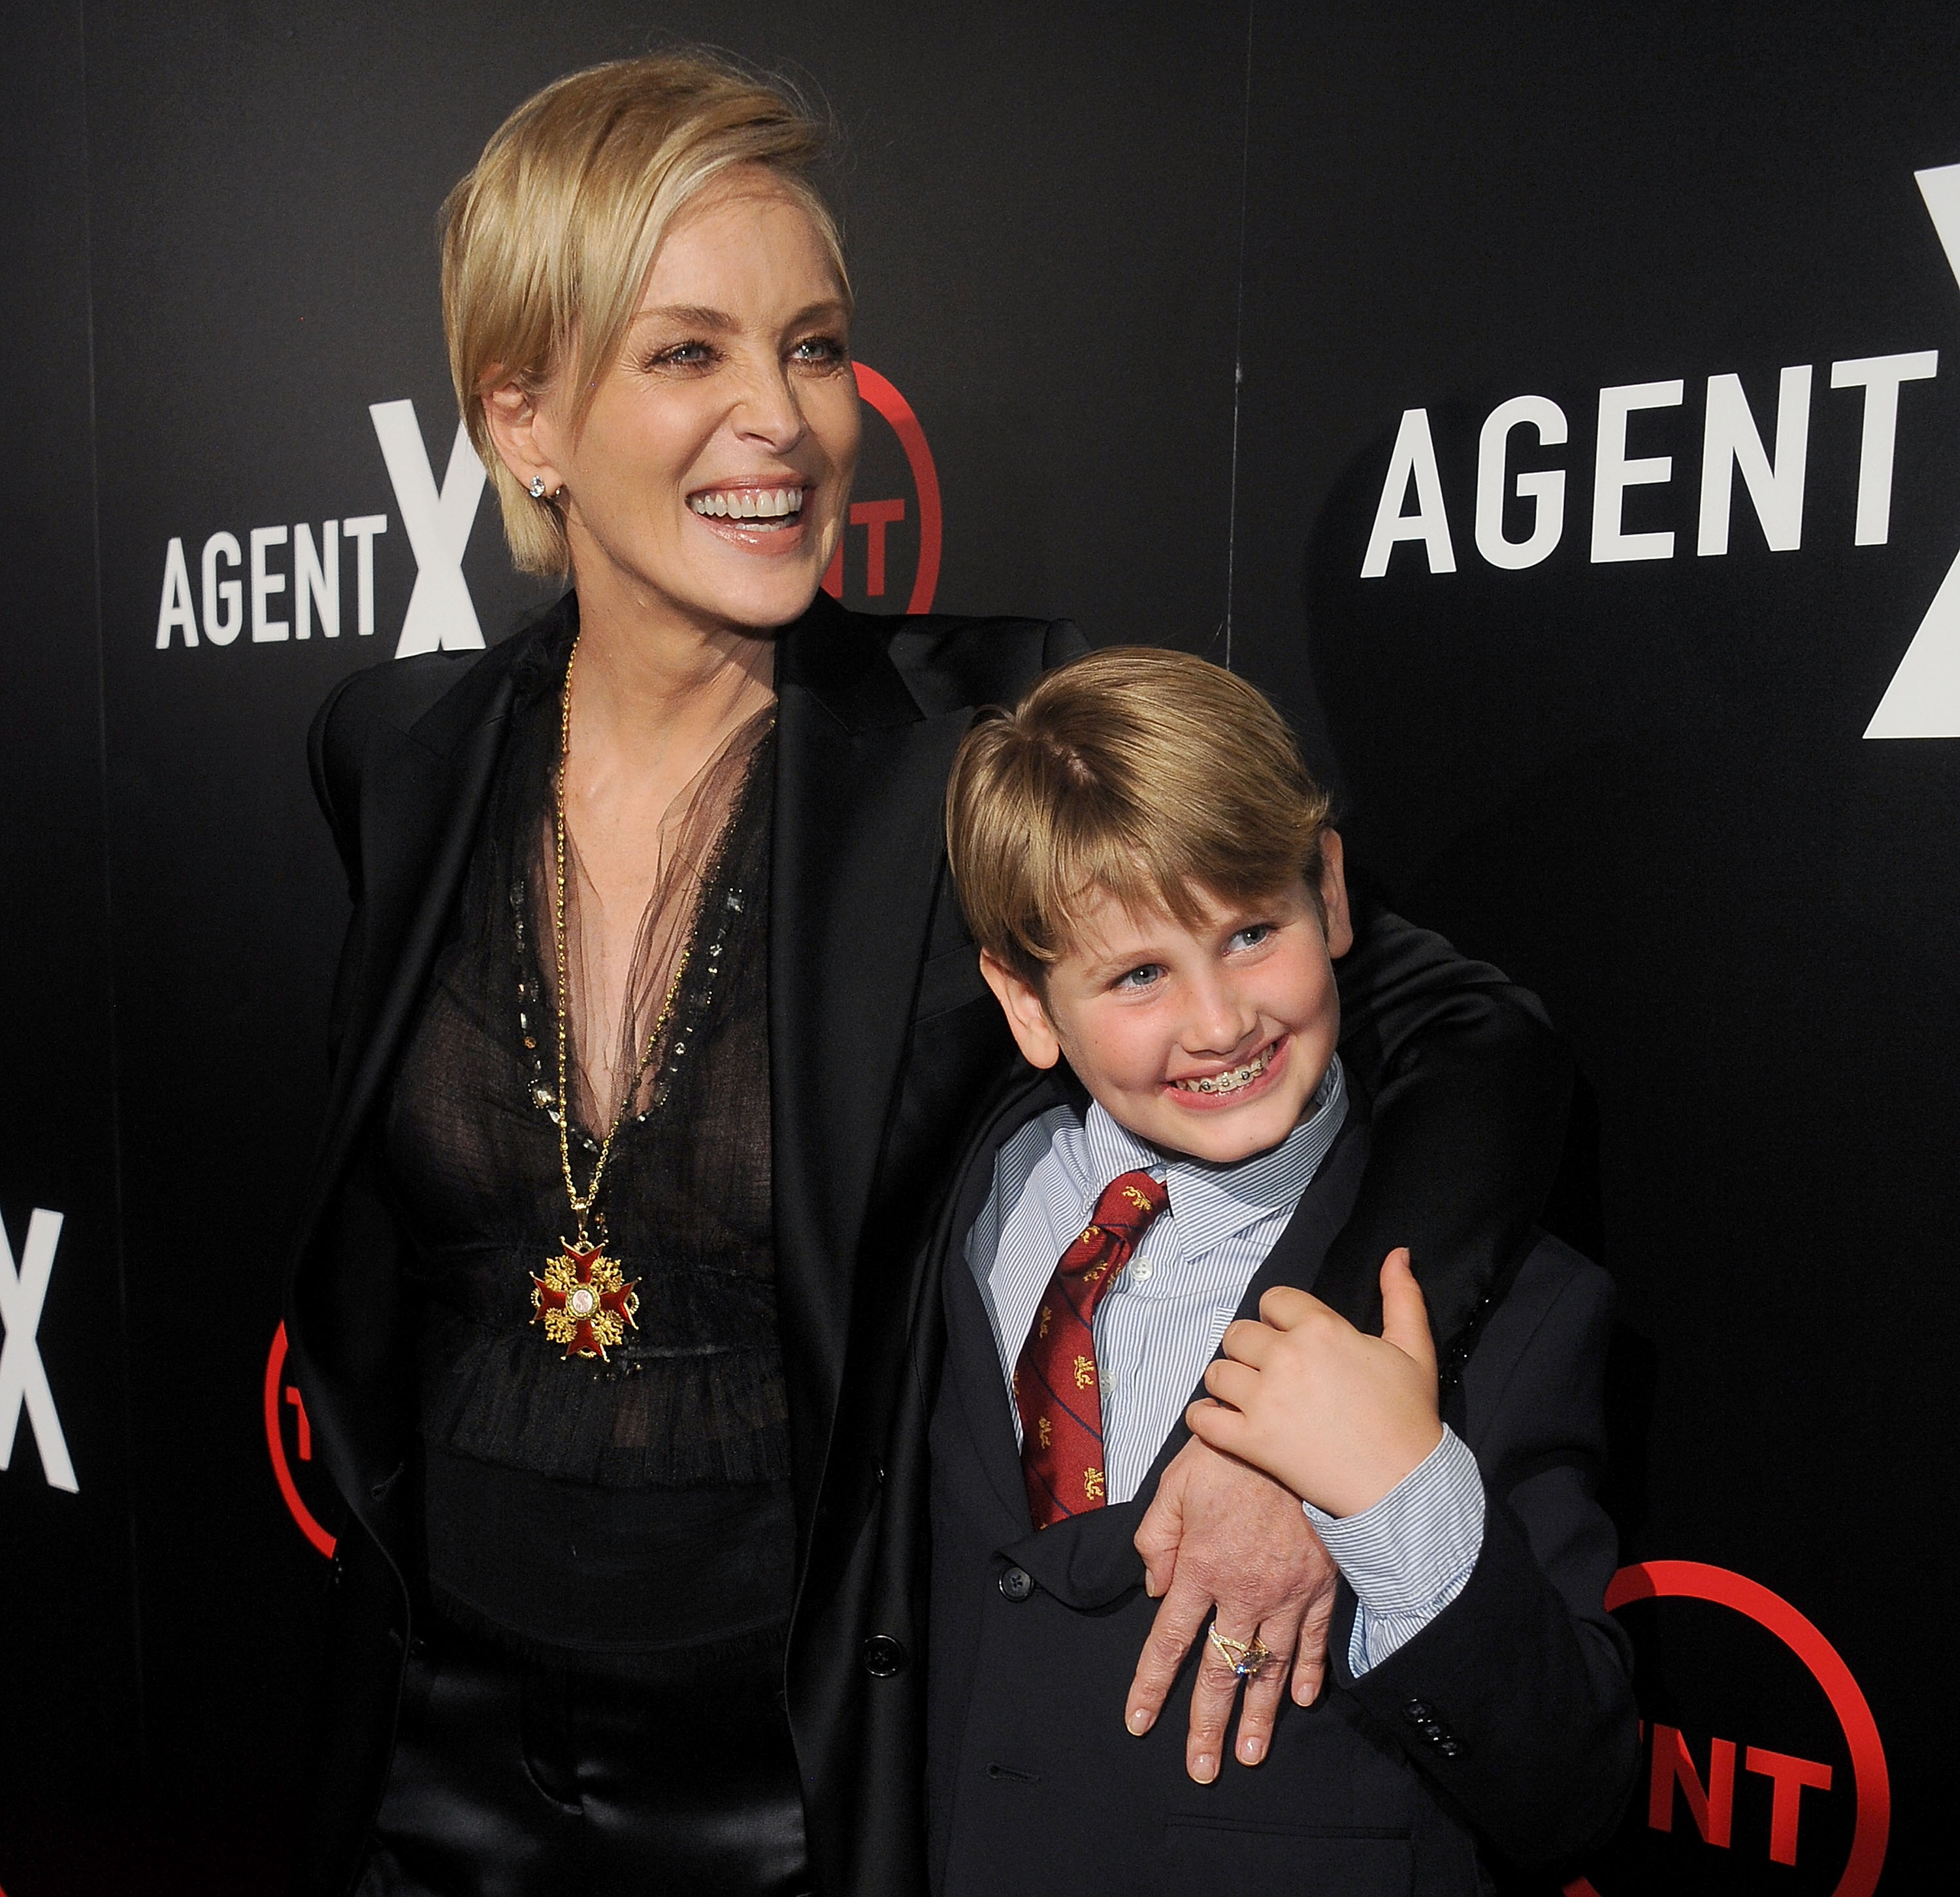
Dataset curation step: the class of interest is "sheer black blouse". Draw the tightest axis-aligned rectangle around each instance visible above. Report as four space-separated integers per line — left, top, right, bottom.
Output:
384 665 792 1676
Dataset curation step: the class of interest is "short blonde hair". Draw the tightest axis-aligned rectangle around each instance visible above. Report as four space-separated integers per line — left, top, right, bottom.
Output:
946 648 1333 986
441 51 849 575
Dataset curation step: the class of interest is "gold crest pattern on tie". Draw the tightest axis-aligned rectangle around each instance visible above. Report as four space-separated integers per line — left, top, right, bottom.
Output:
1013 1168 1169 1526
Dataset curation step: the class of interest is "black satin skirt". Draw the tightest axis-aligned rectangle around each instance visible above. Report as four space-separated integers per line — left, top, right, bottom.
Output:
355 1615 812 1897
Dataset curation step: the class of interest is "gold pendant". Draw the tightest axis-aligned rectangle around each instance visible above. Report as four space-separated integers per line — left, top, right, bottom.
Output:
530 1238 639 1361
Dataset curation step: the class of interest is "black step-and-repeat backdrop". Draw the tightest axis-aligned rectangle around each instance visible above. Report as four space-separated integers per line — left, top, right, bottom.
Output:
3 3 1953 1891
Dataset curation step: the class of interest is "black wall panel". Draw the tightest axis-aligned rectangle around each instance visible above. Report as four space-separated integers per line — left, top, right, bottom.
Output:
1231 5 1959 1887
0 8 144 1896
2 3 1950 1892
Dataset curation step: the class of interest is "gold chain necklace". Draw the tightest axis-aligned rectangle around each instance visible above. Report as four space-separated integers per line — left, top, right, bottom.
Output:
528 636 691 1362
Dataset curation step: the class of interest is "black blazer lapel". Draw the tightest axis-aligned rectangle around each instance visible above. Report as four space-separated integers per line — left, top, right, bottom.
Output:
770 596 983 1543
1234 1098 1371 1314
285 623 540 1569
299 652 522 1234
934 1072 1072 1536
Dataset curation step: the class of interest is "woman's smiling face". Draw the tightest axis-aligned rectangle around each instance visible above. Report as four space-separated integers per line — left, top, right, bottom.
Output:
505 165 861 635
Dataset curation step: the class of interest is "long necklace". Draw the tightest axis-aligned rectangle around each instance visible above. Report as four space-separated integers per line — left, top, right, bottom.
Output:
529 636 690 1362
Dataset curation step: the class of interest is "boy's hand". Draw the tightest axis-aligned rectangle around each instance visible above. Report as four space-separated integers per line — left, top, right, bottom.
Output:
1127 1436 1339 1780
1188 1249 1442 1519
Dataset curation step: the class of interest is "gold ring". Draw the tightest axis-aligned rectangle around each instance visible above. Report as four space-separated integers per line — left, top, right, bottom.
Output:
1207 1625 1273 1679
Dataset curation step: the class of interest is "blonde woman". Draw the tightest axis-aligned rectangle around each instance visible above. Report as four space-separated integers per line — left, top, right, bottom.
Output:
286 51 1570 1897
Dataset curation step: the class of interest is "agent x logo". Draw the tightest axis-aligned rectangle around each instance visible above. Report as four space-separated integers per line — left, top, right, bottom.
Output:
1867 163 1960 738
370 398 488 660
0 1207 77 1493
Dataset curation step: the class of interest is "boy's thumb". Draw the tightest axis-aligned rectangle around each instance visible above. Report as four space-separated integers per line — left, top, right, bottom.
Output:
1378 1248 1437 1383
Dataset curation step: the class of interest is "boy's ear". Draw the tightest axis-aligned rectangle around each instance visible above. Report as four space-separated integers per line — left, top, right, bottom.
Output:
979 950 1064 1070
1319 829 1355 960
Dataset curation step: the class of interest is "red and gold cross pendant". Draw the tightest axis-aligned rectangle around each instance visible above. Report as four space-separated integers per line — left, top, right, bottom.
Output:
531 1239 639 1361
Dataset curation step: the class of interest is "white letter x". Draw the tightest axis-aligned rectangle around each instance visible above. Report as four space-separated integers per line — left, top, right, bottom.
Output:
369 399 487 660
1866 167 1960 737
0 1208 77 1493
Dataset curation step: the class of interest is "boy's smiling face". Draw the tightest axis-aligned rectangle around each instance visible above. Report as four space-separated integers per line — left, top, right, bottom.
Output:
981 834 1354 1166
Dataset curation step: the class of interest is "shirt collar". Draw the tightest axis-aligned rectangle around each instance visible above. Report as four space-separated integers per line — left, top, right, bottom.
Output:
1075 1055 1348 1254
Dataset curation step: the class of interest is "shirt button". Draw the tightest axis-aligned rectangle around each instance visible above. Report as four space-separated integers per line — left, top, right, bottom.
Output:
862 1634 908 1677
999 1566 1035 1602
1131 1262 1153 1283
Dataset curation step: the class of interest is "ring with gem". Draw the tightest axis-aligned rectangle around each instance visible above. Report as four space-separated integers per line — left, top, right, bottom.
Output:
1207 1625 1273 1679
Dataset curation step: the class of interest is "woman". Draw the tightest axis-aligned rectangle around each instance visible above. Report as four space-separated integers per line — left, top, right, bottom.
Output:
286 50 1571 1897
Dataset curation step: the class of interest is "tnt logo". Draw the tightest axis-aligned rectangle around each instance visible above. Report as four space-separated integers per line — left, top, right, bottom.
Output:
1566 1562 1888 1897
263 1321 335 1558
1644 1722 1833 1866
821 363 943 613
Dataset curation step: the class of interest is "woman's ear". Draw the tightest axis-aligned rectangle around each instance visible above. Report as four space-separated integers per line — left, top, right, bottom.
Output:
481 376 563 499
1318 829 1355 961
979 951 1063 1070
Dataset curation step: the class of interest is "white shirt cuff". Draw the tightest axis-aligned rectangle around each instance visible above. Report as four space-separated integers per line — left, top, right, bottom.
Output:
1302 1425 1486 1675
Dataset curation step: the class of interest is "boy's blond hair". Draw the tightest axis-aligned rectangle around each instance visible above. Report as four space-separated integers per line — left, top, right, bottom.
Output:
946 648 1333 987
441 50 847 576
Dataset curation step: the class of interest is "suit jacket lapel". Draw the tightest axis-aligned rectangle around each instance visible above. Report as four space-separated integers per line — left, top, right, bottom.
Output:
296 629 533 1244
934 1070 1071 1533
770 595 981 1542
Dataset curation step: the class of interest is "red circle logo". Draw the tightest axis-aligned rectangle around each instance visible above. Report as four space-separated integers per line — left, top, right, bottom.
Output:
822 363 943 614
263 1321 335 1559
1565 1560 1888 1897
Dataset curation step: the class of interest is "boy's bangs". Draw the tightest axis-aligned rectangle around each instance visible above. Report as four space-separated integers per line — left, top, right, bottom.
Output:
943 648 1333 987
1025 795 1311 971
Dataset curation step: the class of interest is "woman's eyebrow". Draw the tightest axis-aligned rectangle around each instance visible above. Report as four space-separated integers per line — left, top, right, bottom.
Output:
785 298 851 326
631 299 849 335
635 303 739 331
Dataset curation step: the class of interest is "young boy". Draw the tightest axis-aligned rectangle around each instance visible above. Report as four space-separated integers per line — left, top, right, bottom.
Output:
925 648 1637 1894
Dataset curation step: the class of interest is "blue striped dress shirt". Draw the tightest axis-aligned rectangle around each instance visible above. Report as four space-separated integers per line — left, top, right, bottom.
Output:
965 1053 1485 1674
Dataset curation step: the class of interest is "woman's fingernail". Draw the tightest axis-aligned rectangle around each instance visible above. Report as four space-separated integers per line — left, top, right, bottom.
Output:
1239 1737 1264 1764
1128 1707 1152 1734
1193 1754 1217 1783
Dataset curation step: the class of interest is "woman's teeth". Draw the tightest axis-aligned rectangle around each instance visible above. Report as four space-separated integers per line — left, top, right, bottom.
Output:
689 488 804 521
1174 1046 1272 1097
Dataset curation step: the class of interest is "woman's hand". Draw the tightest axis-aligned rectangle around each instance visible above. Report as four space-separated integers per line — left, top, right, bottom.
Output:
1126 1435 1338 1781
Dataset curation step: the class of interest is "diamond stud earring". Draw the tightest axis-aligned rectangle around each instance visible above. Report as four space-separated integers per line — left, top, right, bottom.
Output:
529 475 547 499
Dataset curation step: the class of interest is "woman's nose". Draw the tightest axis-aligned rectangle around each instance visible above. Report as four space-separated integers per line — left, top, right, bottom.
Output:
729 363 806 452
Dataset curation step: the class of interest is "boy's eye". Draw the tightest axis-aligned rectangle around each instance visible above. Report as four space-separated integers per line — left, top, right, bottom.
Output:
1113 963 1166 992
1227 923 1276 952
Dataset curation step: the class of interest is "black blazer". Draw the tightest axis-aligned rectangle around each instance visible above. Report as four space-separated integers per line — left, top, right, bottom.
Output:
918 1073 1639 1896
284 591 1573 1896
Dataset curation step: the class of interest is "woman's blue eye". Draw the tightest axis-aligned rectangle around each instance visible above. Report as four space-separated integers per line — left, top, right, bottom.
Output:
792 335 846 364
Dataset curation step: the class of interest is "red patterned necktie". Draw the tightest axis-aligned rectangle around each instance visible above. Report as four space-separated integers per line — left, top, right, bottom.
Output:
1014 1168 1170 1528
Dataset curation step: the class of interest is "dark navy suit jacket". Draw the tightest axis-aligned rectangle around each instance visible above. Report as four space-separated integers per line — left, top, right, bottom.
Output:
921 1073 1639 1896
